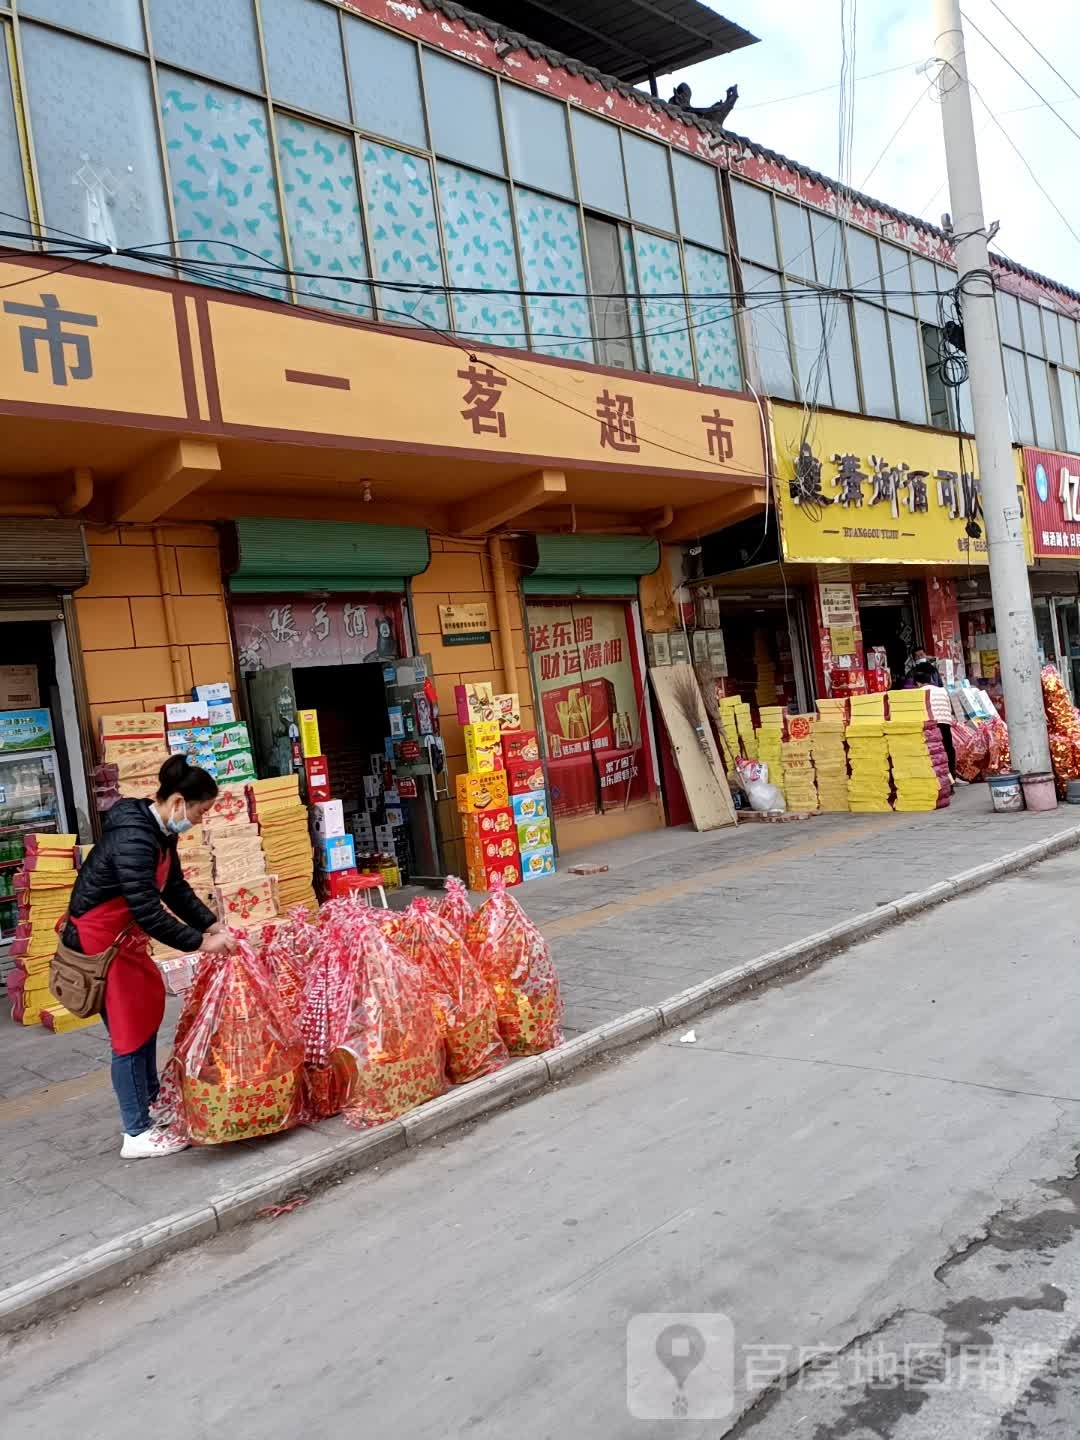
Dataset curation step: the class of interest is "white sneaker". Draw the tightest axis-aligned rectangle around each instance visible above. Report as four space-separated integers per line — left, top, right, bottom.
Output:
120 1127 189 1159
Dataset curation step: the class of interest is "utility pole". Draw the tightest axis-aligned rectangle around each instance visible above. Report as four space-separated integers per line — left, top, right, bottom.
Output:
933 0 1051 781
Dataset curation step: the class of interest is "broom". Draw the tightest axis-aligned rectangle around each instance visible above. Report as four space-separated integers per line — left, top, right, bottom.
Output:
694 661 749 798
671 666 725 786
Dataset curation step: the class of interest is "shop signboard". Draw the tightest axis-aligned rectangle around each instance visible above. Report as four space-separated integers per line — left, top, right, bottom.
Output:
438 602 491 647
1023 447 1080 559
773 404 1032 566
0 708 53 753
233 597 402 671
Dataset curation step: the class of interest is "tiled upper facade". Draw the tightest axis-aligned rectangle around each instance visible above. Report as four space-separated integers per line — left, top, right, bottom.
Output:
0 0 1077 449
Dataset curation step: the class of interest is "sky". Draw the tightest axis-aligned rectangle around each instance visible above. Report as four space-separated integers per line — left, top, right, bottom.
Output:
663 0 1080 290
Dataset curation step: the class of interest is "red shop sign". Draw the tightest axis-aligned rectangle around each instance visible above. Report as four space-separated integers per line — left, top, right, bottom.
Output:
1024 447 1080 560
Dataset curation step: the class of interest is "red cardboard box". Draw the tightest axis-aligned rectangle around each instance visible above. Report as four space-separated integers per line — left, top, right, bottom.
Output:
465 830 520 864
317 868 382 901
466 855 521 890
506 759 546 795
501 729 539 764
462 806 515 839
541 678 617 759
304 755 332 804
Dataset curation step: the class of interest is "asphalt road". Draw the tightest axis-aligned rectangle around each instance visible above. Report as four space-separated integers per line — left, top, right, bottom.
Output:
3 853 1080 1439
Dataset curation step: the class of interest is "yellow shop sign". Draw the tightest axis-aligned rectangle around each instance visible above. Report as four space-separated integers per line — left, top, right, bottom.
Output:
772 405 1029 566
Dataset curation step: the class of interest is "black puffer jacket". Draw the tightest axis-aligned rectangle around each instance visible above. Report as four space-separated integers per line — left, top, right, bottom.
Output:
63 799 216 954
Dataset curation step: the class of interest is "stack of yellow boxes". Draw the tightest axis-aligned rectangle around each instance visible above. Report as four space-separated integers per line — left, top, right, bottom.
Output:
719 696 757 760
246 774 317 918
756 706 786 802
9 835 99 1031
781 715 819 812
886 691 951 811
458 720 518 890
845 694 891 812
813 699 851 811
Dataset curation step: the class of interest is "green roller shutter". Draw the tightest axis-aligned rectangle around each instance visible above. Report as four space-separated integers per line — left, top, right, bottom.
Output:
229 519 430 593
521 534 660 596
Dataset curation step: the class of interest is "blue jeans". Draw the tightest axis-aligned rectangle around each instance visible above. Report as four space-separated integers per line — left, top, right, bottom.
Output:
102 1005 160 1137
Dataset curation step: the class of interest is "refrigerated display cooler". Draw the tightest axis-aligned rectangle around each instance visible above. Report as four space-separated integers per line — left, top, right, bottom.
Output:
0 709 68 947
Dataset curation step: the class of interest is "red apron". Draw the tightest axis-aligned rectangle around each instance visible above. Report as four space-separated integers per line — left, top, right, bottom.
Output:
72 851 171 1055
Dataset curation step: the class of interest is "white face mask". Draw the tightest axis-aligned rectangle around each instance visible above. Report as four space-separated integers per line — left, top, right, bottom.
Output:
167 801 192 835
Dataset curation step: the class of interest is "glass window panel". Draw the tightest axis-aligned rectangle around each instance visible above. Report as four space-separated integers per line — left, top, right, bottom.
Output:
422 51 503 174
776 198 812 280
684 244 741 390
24 27 167 251
633 231 692 378
276 115 370 317
922 324 951 428
360 142 447 330
515 186 592 362
436 162 525 347
846 228 881 294
502 84 572 199
19 0 143 47
789 292 830 405
1043 309 1063 364
741 262 794 399
149 0 260 91
1020 299 1045 356
889 312 928 423
161 71 284 290
1062 316 1080 372
880 243 914 315
810 211 845 285
912 257 939 325
853 300 895 417
731 179 777 268
0 27 29 227
570 111 626 217
1003 346 1033 444
620 227 647 371
951 375 973 434
261 0 348 122
823 297 859 412
585 215 635 371
672 152 723 249
1027 356 1055 446
996 290 1022 348
622 132 674 233
344 18 425 149
1058 367 1080 453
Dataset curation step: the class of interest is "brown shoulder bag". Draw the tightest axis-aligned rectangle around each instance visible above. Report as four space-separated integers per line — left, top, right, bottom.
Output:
49 920 134 1020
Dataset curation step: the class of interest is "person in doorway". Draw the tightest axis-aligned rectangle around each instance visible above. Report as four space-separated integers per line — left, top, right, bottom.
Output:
63 756 235 1159
906 647 942 687
910 659 956 787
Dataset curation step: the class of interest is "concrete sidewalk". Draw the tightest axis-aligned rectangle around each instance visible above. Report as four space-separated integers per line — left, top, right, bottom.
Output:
2 788 1079 1325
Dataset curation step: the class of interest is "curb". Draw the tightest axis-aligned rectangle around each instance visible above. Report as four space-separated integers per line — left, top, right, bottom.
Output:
4 822 1078 1333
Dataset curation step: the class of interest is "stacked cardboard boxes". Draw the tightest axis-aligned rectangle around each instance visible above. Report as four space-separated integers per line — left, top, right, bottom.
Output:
756 706 786 802
813 699 851 811
458 717 517 891
781 715 819 812
718 696 757 760
846 694 891 812
6 835 93 1028
886 690 952 812
246 775 317 915
98 712 169 803
504 728 553 880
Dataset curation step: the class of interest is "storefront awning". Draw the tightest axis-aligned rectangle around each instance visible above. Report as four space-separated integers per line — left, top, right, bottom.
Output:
0 519 89 594
228 519 430 594
521 534 660 596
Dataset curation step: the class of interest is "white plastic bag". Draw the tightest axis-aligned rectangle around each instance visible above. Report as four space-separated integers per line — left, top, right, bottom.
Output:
745 778 787 812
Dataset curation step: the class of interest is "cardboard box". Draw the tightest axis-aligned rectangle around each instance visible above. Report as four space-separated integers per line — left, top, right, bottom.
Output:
212 721 250 752
193 681 232 702
166 725 212 750
304 756 331 804
206 698 236 724
520 844 556 879
0 665 39 709
506 759 546 795
455 682 495 725
493 692 521 731
456 770 509 814
217 749 256 783
318 868 379 902
316 833 355 872
296 709 321 758
384 805 404 828
466 746 504 774
99 712 165 740
502 730 539 763
374 823 398 849
310 798 345 838
467 855 522 890
510 789 548 823
517 817 552 850
462 806 515 839
466 830 520 863
160 700 210 725
463 721 501 753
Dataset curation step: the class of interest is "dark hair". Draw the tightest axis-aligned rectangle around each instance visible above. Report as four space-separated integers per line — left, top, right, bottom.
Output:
156 754 219 804
911 661 936 685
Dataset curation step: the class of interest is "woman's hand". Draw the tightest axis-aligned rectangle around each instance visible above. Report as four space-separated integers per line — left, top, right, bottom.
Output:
200 929 237 956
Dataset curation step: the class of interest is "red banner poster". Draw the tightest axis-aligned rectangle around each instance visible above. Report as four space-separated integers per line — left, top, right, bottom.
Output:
1024 447 1080 559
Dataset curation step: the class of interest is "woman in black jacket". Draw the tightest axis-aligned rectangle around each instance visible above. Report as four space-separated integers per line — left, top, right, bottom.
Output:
65 755 235 1159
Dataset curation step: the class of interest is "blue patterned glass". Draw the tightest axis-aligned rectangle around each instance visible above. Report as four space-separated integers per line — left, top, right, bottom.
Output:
633 231 692 378
514 187 592 362
160 71 285 292
277 116 371 317
684 245 741 390
437 163 525 348
361 142 448 330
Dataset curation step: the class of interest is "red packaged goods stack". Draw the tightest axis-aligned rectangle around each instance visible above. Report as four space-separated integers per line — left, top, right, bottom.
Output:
467 880 563 1055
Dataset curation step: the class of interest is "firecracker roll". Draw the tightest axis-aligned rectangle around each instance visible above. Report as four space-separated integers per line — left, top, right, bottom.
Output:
340 910 447 1127
397 896 506 1085
467 880 563 1055
169 939 307 1145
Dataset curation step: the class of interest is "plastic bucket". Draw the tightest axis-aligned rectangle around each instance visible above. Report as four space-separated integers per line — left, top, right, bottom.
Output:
1066 779 1080 805
1021 771 1057 812
987 772 1023 812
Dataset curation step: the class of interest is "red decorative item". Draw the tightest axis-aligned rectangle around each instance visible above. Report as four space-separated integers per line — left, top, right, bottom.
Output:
439 875 474 939
467 880 563 1055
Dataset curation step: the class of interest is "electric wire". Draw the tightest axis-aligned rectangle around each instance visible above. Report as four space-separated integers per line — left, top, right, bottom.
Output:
960 9 1080 147
983 0 1080 104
